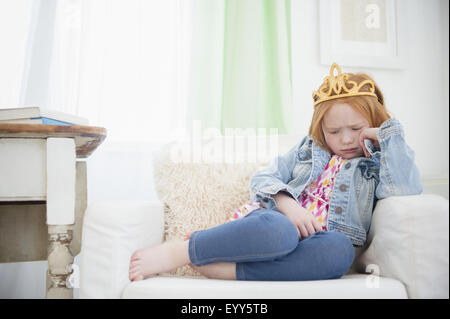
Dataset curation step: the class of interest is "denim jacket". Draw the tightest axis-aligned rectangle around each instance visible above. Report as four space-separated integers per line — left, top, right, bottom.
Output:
250 118 423 246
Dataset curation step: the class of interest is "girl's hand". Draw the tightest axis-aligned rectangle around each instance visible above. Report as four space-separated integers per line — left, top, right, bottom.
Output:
273 192 322 238
286 206 323 239
359 127 380 158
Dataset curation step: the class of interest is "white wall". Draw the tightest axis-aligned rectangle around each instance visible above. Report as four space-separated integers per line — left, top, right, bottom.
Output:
290 0 449 182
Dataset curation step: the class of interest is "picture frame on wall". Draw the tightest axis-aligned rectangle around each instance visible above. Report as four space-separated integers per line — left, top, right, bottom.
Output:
319 0 408 69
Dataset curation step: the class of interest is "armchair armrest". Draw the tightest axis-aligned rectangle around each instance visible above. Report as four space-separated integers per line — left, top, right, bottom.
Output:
79 200 164 298
357 194 449 298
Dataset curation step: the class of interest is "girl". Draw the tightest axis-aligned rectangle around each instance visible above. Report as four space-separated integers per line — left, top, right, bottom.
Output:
129 63 422 282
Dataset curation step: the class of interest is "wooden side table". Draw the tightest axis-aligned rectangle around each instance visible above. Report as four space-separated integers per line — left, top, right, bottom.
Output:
0 123 106 299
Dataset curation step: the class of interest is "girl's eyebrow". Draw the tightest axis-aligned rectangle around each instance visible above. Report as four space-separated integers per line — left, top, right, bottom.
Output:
324 122 365 130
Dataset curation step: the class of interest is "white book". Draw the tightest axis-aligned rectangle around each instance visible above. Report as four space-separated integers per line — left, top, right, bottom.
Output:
0 106 89 126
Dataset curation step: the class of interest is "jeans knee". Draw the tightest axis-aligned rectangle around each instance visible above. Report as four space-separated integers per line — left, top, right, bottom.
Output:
259 210 299 253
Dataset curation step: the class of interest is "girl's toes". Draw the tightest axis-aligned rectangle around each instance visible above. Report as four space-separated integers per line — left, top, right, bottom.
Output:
129 270 142 281
131 252 141 261
129 265 141 275
184 232 192 241
129 261 139 275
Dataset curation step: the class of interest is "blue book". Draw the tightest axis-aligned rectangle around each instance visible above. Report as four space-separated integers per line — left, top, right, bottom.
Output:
31 117 76 126
0 107 89 126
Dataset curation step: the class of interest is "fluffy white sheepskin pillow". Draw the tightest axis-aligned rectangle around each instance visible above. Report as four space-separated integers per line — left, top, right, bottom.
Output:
152 139 267 276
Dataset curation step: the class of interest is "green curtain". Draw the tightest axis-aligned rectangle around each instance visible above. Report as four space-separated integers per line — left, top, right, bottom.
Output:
188 0 292 135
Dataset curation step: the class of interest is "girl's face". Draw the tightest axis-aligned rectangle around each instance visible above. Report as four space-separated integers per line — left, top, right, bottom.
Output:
321 102 370 159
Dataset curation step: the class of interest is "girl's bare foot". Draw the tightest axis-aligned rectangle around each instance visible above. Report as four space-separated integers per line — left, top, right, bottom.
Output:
129 240 190 281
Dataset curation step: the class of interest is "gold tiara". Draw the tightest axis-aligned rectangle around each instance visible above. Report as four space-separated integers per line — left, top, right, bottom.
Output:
312 63 377 106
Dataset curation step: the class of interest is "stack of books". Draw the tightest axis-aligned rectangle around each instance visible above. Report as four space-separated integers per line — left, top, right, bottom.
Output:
0 107 89 126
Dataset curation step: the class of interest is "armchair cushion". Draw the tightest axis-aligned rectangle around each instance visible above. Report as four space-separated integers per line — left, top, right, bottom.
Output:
356 194 449 298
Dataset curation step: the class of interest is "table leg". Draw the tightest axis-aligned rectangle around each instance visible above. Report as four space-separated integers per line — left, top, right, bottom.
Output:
46 225 74 299
46 138 76 299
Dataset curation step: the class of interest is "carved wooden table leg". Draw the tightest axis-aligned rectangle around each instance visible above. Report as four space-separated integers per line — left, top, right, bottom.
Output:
46 138 76 299
46 225 74 299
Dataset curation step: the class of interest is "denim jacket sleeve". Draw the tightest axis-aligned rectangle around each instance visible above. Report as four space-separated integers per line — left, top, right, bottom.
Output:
365 118 423 199
249 136 309 209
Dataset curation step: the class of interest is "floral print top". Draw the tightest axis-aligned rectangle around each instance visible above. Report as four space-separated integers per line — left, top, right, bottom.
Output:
228 154 347 231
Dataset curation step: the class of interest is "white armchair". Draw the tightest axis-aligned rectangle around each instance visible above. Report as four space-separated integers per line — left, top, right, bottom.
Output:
79 195 448 299
79 135 449 299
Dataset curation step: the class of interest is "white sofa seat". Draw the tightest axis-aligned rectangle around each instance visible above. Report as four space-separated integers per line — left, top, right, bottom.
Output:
121 274 407 299
80 194 448 299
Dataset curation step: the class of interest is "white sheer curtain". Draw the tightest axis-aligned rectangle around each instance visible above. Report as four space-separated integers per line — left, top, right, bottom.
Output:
0 1 194 300
46 0 191 142
37 0 196 206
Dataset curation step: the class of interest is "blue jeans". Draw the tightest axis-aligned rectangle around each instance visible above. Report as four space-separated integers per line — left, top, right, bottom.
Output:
188 209 355 281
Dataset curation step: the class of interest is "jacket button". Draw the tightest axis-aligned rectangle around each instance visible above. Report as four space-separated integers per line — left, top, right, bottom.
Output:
345 162 351 169
339 184 347 191
335 206 343 214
